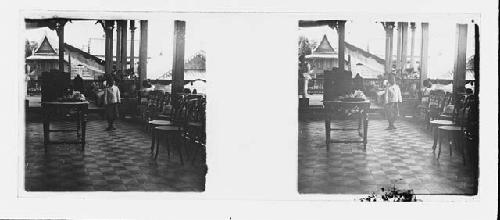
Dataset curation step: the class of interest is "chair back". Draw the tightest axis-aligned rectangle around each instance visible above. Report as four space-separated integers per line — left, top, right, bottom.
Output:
170 93 189 126
428 90 445 108
159 92 171 115
186 96 206 125
459 95 478 133
428 90 445 118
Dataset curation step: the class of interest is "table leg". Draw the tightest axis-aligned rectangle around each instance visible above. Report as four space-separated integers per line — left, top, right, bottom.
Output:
150 127 155 155
363 116 368 151
43 120 49 152
325 118 330 146
437 129 442 159
81 114 86 151
76 111 81 138
432 126 438 151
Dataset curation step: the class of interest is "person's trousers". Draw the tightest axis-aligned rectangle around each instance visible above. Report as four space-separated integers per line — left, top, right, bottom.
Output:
105 103 119 127
385 102 398 126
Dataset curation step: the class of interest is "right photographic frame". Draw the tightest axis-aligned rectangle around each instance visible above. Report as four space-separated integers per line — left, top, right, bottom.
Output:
297 17 479 196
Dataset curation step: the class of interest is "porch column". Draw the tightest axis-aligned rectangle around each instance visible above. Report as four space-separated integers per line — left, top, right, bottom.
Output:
337 20 346 71
409 22 416 69
473 24 479 95
129 20 136 75
103 20 114 75
419 23 429 87
54 20 67 72
139 20 148 86
172 20 186 95
400 22 409 76
453 24 468 94
116 21 122 73
396 22 402 75
121 20 128 74
383 22 395 75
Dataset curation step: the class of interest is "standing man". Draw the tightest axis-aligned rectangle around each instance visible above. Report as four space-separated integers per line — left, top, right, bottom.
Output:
384 74 402 130
104 79 121 131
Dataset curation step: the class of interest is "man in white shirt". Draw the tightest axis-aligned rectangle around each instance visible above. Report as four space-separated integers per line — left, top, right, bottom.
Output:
384 74 402 130
104 80 121 131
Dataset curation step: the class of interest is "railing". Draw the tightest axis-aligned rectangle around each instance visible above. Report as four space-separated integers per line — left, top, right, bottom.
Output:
26 79 202 98
307 78 475 96
307 78 324 94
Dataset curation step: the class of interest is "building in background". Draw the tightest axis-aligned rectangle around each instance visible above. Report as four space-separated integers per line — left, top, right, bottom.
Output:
26 33 105 80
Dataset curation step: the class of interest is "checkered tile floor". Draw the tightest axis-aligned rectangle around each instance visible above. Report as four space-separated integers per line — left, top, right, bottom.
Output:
25 119 206 191
298 118 478 195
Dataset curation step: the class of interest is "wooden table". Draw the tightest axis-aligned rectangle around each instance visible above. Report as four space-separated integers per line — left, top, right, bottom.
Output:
42 101 89 151
323 100 371 151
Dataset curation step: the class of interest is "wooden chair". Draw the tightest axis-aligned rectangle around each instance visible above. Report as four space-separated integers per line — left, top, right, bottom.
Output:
182 96 206 164
436 92 459 123
426 90 446 128
437 95 477 165
428 91 455 151
152 94 189 163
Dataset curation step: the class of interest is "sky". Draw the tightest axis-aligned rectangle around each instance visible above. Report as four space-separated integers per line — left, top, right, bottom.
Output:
25 19 206 79
298 20 476 79
25 18 475 80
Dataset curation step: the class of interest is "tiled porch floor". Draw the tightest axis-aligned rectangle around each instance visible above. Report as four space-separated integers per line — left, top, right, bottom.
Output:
298 118 478 195
25 119 206 191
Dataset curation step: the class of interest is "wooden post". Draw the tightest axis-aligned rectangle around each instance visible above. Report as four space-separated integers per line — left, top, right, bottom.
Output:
121 20 128 75
396 22 402 74
130 20 136 75
102 21 114 75
116 21 122 73
410 22 416 69
420 23 429 87
172 20 186 95
383 22 395 75
68 51 71 76
453 24 468 95
139 20 148 86
474 24 479 95
337 20 346 71
400 22 409 76
55 20 66 72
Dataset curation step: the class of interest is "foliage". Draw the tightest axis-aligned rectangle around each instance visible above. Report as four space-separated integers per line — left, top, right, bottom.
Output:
298 36 315 57
25 40 38 58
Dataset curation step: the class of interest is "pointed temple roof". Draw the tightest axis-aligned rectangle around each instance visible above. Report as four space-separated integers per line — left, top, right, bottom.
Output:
305 35 338 60
26 33 59 61
314 35 336 54
35 36 57 54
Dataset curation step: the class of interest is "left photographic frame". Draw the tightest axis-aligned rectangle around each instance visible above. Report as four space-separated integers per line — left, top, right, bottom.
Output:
23 11 207 192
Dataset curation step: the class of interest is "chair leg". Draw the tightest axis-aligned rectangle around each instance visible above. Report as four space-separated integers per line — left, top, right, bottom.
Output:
167 133 171 159
150 128 155 155
458 133 466 165
154 131 160 160
449 133 453 157
191 144 198 165
177 134 184 165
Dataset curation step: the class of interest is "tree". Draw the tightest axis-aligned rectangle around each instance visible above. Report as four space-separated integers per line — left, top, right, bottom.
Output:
298 36 313 57
25 40 38 57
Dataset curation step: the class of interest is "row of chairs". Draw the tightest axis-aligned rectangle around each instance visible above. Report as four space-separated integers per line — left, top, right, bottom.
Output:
428 93 478 166
140 91 206 164
420 90 453 128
